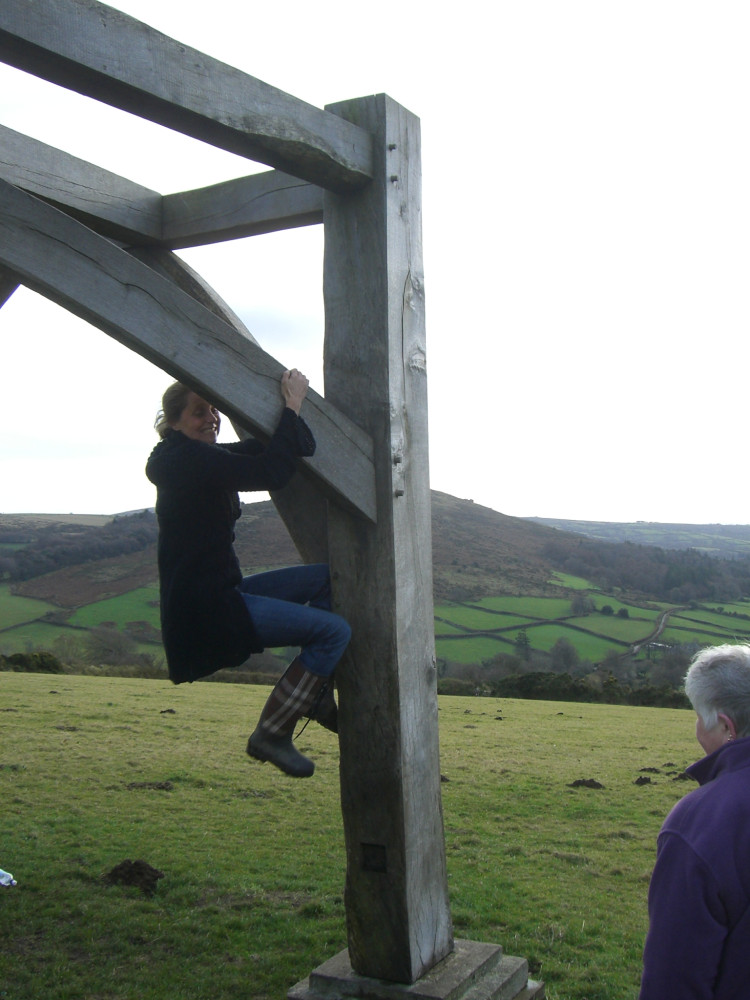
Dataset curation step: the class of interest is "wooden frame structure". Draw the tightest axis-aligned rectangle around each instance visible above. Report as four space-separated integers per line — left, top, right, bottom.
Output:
0 3 542 998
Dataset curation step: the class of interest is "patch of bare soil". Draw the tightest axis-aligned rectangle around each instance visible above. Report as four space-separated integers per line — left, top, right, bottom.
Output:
103 859 164 896
13 548 158 608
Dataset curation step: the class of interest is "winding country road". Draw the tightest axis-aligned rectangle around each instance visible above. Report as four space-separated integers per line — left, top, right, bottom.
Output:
631 608 682 655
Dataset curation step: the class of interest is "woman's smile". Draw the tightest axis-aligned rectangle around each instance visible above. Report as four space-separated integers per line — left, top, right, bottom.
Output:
169 391 221 443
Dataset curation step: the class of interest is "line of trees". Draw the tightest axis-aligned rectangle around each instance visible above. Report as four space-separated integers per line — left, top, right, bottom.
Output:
488 670 690 707
0 511 158 581
543 536 750 603
438 669 690 708
436 639 696 708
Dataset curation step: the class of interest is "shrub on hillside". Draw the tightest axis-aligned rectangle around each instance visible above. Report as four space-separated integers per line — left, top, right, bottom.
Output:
437 677 478 696
490 671 590 702
489 670 690 709
0 651 64 674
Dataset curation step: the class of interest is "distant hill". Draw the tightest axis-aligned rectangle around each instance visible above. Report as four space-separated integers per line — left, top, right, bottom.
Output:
2 494 557 607
525 517 750 559
7 496 750 695
4 493 750 608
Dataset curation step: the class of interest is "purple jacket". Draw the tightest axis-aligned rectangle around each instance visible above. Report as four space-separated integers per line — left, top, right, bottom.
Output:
639 736 750 1000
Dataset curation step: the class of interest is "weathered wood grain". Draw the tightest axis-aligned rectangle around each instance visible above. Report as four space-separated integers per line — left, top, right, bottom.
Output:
127 247 330 553
1 126 324 246
269 474 330 565
162 171 324 249
0 178 375 520
324 95 453 983
0 125 162 243
125 246 266 335
0 0 373 191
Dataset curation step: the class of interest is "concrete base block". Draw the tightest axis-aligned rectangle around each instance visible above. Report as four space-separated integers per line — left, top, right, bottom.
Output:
288 939 544 1000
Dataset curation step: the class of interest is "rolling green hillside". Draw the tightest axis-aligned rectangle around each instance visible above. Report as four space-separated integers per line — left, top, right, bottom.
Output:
3 495 750 688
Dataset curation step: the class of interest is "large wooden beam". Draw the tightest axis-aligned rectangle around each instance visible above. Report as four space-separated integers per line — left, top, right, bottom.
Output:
0 178 375 521
162 172 323 249
0 125 162 243
1 125 324 246
127 246 330 559
125 246 262 328
323 95 453 984
0 0 374 192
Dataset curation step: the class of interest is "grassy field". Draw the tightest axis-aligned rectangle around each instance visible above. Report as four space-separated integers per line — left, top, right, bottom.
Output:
6 565 750 672
67 586 161 629
474 596 575 619
434 593 750 666
1 672 700 1000
0 584 58 628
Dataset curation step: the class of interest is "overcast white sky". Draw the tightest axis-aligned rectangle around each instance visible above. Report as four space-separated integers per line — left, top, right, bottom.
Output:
2 1 749 523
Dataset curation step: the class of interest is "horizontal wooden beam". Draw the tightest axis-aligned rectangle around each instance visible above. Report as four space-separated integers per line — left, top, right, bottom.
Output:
1 126 324 247
162 171 324 249
0 0 374 192
0 125 162 243
0 178 376 520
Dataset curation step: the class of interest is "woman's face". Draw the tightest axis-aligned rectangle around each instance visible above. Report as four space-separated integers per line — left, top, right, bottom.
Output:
170 392 220 443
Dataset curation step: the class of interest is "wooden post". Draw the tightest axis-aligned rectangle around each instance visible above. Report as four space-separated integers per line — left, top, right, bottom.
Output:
322 93 453 984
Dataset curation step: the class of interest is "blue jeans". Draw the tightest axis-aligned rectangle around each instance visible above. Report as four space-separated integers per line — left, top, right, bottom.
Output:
238 564 350 677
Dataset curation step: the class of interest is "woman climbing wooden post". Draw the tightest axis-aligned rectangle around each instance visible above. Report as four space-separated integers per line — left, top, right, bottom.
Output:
145 370 351 778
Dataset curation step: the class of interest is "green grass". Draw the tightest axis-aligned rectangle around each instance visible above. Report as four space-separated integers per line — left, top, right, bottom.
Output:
581 614 655 642
434 595 672 666
670 609 750 638
436 624 622 664
67 586 161 629
660 625 744 645
437 635 514 663
473 596 575 618
515 625 625 662
0 583 58 628
5 574 745 678
2 673 344 1000
439 697 696 997
434 620 475 636
594 599 663 620
0 621 67 655
435 605 537 631
702 600 750 616
0 673 699 1000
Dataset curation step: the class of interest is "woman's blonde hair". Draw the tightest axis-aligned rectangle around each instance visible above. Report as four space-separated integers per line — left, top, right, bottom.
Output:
154 382 193 439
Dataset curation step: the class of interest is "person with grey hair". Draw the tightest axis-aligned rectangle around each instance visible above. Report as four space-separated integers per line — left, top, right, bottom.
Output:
639 643 750 1000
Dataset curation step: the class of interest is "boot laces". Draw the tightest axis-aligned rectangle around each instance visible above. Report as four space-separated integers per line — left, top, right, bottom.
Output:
294 682 329 741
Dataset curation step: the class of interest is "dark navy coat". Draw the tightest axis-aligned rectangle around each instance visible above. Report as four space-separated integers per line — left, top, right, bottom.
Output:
145 408 314 683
